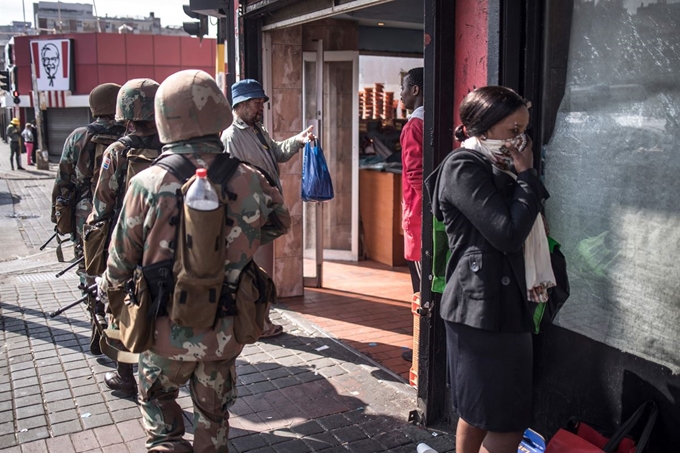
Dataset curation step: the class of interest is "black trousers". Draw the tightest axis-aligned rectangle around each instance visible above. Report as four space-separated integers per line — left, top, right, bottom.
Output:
407 260 421 294
9 141 21 169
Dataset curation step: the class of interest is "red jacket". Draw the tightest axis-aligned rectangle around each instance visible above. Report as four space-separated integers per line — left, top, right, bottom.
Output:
400 107 424 262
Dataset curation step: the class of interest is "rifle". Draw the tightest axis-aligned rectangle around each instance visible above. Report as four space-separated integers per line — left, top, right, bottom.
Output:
55 256 84 278
40 232 59 251
48 284 97 318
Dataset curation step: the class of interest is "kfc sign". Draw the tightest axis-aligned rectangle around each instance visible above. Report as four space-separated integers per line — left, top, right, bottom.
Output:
30 39 74 91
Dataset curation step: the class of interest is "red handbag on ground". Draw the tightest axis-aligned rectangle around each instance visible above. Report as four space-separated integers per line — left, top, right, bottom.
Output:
545 401 657 453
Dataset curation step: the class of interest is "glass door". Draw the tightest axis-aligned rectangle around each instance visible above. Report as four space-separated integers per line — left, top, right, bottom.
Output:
302 47 359 287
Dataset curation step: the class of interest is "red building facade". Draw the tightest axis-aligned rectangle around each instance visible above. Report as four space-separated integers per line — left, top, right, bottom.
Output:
11 32 216 156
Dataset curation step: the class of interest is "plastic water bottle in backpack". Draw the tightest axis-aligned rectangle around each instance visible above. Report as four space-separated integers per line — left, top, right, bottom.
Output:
184 168 219 211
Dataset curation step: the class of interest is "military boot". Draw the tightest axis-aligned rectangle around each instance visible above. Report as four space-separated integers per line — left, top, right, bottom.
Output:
105 362 137 395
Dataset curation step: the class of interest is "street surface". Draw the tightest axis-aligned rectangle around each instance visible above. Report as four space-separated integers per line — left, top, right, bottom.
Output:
0 141 455 452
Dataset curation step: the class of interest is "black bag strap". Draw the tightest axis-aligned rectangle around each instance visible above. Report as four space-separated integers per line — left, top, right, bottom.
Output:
603 400 658 453
153 153 197 183
120 134 163 155
207 153 241 194
118 134 144 155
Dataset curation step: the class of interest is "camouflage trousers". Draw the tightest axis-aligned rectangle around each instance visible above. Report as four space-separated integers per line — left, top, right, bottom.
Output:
138 350 239 453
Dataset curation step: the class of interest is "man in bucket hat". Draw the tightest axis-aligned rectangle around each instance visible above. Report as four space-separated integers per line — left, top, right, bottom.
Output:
222 79 314 338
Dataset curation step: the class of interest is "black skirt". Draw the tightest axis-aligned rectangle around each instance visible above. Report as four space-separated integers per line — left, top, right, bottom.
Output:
445 321 533 432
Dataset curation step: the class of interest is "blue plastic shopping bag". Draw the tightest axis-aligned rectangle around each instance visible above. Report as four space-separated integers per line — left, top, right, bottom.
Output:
301 139 334 202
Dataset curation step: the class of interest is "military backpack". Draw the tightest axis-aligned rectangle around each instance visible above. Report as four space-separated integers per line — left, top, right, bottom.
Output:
109 153 274 353
54 123 124 236
83 134 163 276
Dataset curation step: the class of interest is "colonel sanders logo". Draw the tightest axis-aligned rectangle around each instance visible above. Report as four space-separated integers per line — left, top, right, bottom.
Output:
41 43 60 87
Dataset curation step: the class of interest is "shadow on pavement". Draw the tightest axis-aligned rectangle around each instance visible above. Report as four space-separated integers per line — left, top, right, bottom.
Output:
0 192 21 206
1 297 93 356
173 362 456 453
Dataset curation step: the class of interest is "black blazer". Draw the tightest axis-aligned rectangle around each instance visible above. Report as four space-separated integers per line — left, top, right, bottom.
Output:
427 148 549 332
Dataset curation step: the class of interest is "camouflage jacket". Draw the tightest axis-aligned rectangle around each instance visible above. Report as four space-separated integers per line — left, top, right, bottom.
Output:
51 118 125 224
221 114 303 193
88 131 162 225
102 138 291 361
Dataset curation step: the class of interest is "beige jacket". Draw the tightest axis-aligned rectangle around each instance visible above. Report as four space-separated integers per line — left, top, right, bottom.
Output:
221 115 303 193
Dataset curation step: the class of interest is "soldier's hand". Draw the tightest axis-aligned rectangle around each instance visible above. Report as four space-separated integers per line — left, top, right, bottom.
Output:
95 276 108 305
296 125 315 144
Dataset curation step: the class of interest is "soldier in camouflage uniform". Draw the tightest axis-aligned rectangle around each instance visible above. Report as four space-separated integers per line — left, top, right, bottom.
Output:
221 79 313 338
51 83 126 354
100 70 291 452
87 78 163 394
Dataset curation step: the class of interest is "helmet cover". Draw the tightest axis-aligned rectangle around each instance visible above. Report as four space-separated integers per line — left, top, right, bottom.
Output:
155 70 232 144
115 78 159 122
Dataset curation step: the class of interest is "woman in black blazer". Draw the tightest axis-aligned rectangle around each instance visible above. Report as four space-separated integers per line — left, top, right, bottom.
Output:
428 87 554 453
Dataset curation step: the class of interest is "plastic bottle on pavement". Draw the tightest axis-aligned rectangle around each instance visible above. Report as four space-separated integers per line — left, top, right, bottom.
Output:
184 168 219 211
416 443 438 453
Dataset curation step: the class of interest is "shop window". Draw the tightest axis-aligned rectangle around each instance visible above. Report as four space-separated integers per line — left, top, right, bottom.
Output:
544 0 680 372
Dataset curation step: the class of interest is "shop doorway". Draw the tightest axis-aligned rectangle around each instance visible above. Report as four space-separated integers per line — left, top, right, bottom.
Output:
302 48 360 288
295 47 420 381
257 0 425 382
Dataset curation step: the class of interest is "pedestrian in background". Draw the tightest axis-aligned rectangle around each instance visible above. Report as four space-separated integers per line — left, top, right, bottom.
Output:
6 118 23 170
221 79 314 338
400 67 424 293
21 123 35 166
399 67 424 363
429 86 553 452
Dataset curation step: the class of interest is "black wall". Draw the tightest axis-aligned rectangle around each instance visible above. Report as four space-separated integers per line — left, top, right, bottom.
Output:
530 1 680 449
533 326 680 451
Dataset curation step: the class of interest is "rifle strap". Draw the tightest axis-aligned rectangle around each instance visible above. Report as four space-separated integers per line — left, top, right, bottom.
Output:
55 233 65 263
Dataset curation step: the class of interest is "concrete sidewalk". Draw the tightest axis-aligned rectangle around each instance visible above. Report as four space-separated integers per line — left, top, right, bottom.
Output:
0 141 456 452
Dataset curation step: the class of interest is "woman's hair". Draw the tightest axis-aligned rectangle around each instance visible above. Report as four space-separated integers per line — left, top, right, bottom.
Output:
454 86 529 142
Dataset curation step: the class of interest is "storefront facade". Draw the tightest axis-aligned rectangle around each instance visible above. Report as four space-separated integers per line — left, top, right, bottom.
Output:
238 1 680 449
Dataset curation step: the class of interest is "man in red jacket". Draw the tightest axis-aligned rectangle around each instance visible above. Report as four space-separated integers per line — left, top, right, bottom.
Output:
399 67 424 363
400 67 424 294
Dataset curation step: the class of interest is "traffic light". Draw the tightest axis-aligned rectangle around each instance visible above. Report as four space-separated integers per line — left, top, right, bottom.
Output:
12 90 20 105
0 70 9 92
183 5 209 38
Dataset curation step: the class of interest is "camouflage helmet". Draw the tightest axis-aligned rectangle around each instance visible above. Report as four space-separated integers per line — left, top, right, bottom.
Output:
155 70 232 144
115 78 159 122
89 83 121 117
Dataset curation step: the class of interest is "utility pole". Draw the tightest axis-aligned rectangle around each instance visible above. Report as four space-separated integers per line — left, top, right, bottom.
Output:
224 0 236 104
30 58 49 169
216 17 226 97
22 0 27 33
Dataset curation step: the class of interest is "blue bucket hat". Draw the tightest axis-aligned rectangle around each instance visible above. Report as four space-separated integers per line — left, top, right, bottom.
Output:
231 79 269 107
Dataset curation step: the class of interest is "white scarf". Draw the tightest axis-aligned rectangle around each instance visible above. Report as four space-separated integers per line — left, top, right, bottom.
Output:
462 137 556 303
